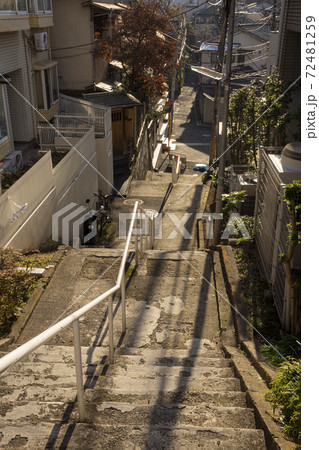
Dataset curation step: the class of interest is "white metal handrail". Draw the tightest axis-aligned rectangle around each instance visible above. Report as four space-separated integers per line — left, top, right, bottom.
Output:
172 155 181 184
0 201 140 422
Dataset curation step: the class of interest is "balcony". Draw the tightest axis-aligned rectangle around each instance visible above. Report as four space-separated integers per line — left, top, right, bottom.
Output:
0 0 30 32
28 0 53 28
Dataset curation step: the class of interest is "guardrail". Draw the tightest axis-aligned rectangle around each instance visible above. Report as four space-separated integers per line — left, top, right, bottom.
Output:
0 201 144 422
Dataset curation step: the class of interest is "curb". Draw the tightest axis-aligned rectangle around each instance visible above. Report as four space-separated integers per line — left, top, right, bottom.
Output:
0 246 68 351
218 245 297 449
223 345 297 450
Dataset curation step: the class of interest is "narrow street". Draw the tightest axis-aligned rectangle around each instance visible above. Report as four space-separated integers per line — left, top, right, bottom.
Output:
172 69 211 166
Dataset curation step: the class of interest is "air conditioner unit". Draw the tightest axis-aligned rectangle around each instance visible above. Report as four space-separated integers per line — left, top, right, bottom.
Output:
1 151 24 173
34 32 48 51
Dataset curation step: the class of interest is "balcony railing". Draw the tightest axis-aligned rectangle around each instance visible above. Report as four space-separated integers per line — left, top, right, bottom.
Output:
0 0 28 14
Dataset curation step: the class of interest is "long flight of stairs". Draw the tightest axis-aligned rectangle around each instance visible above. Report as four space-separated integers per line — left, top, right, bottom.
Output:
0 249 267 449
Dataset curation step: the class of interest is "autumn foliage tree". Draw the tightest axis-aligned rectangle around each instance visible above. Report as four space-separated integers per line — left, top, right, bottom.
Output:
99 0 178 105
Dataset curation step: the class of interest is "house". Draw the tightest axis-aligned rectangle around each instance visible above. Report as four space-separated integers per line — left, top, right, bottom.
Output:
50 1 144 176
193 4 221 43
82 91 142 174
50 0 128 93
266 0 301 141
0 0 58 162
232 26 269 71
171 1 207 20
254 143 301 331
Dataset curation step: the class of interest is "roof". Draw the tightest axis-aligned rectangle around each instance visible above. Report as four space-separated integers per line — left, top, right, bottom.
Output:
82 91 141 109
194 5 219 17
191 66 223 81
199 43 241 52
91 2 127 11
235 25 270 42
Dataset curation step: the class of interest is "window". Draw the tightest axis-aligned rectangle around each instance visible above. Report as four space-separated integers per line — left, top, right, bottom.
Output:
0 86 10 145
34 61 59 110
0 0 27 14
27 0 52 14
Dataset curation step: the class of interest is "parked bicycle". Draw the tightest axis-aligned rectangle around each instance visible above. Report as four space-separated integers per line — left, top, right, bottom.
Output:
82 192 114 245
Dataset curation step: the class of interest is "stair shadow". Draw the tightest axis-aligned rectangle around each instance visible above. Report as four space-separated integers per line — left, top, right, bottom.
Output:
44 157 211 447
44 259 137 448
145 254 214 447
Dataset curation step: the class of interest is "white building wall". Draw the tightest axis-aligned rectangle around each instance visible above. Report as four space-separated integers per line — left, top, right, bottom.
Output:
0 31 35 142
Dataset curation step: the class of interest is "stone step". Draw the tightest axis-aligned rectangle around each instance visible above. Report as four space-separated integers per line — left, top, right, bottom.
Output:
0 401 256 430
89 403 257 430
0 384 248 409
116 345 224 358
114 354 232 368
87 389 248 409
0 423 267 449
107 363 234 379
3 345 227 367
95 374 242 394
2 361 234 381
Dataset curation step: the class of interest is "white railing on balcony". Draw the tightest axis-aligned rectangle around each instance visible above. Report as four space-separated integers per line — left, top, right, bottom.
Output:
38 122 92 152
59 94 110 138
0 201 152 422
0 0 28 14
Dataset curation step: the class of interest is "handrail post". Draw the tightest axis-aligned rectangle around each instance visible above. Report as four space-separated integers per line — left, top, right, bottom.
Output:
121 274 126 334
135 215 139 265
73 319 85 422
172 156 176 184
140 215 144 253
151 217 154 249
108 295 114 364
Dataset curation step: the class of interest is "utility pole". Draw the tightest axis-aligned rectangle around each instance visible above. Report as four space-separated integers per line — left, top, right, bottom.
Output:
212 0 236 246
208 0 232 165
169 13 187 152
272 0 277 31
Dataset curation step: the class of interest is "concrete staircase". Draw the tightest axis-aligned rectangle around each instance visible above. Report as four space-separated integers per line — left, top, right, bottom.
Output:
0 249 267 449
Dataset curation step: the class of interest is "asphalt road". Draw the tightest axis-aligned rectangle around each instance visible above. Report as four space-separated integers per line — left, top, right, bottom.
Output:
172 68 212 167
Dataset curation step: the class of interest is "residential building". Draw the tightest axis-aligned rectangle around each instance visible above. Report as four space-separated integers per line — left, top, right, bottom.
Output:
50 0 128 93
49 1 143 174
254 144 301 331
193 4 221 43
0 0 57 161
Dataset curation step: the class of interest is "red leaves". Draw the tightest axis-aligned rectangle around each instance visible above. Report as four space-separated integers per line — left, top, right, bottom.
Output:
99 0 178 102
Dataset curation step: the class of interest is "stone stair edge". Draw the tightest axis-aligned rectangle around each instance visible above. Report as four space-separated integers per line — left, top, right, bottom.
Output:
223 344 298 450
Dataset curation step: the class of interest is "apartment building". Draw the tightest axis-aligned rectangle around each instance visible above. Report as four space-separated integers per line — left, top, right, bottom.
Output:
0 0 59 161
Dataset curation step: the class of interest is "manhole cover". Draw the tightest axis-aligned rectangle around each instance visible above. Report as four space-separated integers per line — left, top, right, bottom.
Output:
123 198 144 206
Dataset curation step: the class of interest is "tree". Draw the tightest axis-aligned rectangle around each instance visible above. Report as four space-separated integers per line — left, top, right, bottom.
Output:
257 68 291 147
227 69 292 166
228 86 258 166
99 0 178 105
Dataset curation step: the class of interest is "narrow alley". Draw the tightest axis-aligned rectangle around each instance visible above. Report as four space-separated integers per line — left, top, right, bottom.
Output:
0 70 275 449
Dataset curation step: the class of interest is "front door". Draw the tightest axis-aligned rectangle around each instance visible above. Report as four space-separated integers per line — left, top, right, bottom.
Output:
111 108 124 158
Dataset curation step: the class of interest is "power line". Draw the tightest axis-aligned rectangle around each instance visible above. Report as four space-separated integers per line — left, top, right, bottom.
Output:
171 0 211 18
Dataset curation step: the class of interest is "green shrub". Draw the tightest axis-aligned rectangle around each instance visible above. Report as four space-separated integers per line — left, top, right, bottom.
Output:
261 334 301 367
0 248 36 337
265 357 301 441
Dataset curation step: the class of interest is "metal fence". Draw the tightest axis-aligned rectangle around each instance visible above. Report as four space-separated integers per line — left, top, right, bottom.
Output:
59 94 109 137
38 122 92 152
